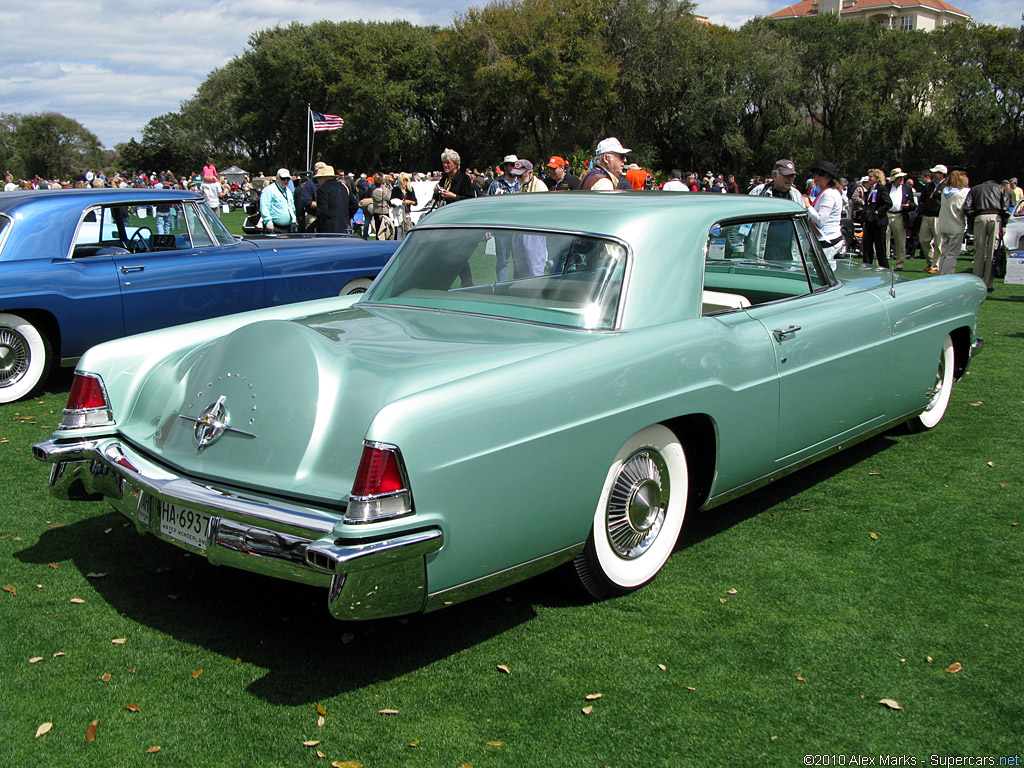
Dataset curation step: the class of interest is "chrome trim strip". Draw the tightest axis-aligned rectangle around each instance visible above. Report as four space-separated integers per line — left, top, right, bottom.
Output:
423 542 584 613
702 413 915 511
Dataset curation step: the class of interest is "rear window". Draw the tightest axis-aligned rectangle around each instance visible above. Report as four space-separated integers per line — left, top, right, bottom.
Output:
364 227 627 329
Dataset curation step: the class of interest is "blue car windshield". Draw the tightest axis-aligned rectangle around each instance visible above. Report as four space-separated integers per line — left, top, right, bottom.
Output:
195 203 236 245
363 227 627 330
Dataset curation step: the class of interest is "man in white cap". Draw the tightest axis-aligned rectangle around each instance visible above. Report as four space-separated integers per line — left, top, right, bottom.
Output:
488 155 520 196
918 164 946 273
260 168 298 234
581 138 632 190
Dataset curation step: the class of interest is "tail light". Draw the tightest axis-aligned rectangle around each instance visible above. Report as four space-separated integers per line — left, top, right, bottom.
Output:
59 372 113 429
344 441 414 524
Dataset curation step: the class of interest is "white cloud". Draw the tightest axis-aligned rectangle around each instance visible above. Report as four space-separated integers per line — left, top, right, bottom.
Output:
2 0 1019 148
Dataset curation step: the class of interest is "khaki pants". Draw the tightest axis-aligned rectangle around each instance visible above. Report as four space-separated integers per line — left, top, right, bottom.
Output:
918 215 940 270
938 230 964 275
887 211 907 269
972 213 999 290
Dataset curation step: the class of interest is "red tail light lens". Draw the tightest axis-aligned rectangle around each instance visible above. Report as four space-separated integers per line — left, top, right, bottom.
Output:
59 373 113 429
67 373 108 410
346 442 413 524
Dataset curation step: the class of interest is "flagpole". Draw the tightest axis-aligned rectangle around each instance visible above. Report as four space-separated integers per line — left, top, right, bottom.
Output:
306 105 311 173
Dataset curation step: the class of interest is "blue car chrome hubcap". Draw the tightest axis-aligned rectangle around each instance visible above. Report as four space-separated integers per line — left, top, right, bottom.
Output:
606 450 669 559
0 329 29 387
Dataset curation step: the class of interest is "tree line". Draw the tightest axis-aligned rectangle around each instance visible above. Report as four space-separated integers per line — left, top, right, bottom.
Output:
4 0 1023 182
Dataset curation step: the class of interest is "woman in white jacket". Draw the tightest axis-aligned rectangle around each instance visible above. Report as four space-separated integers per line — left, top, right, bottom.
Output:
938 170 970 275
803 161 846 259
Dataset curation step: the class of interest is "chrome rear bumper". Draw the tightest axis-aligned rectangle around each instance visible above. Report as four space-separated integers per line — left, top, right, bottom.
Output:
33 437 443 620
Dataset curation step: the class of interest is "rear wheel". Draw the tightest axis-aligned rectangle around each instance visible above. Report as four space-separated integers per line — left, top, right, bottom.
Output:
574 425 688 598
340 278 373 295
906 334 955 432
0 313 52 404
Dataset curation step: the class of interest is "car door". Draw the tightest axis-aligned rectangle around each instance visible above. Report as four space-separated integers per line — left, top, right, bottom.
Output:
707 216 892 464
112 201 265 336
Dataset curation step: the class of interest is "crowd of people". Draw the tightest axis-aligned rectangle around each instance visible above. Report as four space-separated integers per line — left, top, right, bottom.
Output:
6 141 1021 290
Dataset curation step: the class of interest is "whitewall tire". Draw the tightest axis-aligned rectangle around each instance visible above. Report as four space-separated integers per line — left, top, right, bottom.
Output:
574 424 689 598
340 278 373 295
0 313 51 404
907 334 955 432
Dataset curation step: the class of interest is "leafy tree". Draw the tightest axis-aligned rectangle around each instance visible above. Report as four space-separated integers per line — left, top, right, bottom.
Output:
11 112 102 179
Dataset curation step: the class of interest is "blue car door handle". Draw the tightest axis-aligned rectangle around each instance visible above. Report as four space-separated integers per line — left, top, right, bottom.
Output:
772 325 801 342
120 265 145 274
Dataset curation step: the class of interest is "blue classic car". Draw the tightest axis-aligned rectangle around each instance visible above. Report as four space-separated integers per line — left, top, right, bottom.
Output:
35 192 985 619
0 188 397 402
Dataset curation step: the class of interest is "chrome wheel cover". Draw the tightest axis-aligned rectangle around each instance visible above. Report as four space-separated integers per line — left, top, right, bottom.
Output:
605 449 669 559
0 328 29 388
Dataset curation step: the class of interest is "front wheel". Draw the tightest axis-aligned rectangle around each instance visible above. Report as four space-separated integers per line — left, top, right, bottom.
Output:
0 313 52 404
574 424 689 599
906 335 955 433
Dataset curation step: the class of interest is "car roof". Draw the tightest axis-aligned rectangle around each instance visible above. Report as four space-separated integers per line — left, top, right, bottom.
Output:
0 189 204 262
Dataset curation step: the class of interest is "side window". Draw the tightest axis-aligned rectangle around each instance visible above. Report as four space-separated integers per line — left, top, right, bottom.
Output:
184 203 215 247
702 217 828 313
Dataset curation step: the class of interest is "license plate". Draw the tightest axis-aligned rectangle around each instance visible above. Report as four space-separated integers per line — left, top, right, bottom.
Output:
159 501 211 551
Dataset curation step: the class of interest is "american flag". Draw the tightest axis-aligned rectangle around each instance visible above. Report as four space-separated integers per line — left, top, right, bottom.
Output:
311 110 344 132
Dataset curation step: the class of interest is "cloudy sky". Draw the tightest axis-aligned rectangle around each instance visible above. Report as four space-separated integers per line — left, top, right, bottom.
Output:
2 0 1020 149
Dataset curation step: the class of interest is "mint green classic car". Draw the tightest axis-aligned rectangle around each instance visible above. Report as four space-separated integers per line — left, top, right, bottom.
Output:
35 192 985 620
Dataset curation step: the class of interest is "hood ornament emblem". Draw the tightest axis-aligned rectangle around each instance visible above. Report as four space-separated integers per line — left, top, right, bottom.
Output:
180 395 256 451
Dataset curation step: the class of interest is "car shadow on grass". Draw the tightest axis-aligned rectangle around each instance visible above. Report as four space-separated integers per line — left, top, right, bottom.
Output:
15 432 900 704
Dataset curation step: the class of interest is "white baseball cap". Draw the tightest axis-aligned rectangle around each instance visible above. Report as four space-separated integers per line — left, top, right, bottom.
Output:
929 164 948 174
595 137 631 156
276 168 291 179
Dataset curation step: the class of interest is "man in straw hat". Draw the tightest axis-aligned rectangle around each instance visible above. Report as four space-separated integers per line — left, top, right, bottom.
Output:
886 167 916 270
313 164 357 234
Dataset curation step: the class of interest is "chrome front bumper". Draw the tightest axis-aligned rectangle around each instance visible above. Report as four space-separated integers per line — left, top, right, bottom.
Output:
33 437 443 620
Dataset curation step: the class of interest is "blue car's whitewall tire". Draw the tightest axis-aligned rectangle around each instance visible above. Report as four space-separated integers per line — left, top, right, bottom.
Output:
907 335 955 432
340 278 373 295
0 313 51 404
575 424 688 598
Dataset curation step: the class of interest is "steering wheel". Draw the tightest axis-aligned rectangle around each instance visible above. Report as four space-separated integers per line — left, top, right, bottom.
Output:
128 227 152 253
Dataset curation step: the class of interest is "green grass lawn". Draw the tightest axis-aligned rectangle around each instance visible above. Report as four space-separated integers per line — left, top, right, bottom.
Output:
1 251 1021 767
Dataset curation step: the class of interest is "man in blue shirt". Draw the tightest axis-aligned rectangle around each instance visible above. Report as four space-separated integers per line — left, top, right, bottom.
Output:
260 168 297 234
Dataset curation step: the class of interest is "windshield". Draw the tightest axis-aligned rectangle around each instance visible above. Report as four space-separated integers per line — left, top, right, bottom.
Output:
363 227 627 330
195 201 236 245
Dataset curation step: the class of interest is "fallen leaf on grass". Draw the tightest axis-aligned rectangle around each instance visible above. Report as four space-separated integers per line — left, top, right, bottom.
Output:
926 656 933 663
878 698 902 710
868 471 881 476
3 585 15 596
869 532 880 540
497 664 511 674
987 461 996 468
581 705 594 715
303 740 321 747
70 597 85 604
111 638 126 644
727 588 738 595
35 722 53 738
378 709 399 715
192 669 202 678
408 740 420 748
719 598 727 603
947 662 963 674
29 656 43 664
795 674 806 682
657 664 667 671
49 563 59 569
101 673 112 682
685 686 696 691
486 740 504 746
317 750 328 758
146 746 161 753
585 693 603 701
968 400 983 406
316 704 327 715
86 719 98 742
53 652 65 658
317 716 325 728
126 704 141 713
330 762 364 768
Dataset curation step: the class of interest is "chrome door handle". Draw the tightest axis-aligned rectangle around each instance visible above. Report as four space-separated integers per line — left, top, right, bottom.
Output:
120 265 145 274
772 324 801 342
